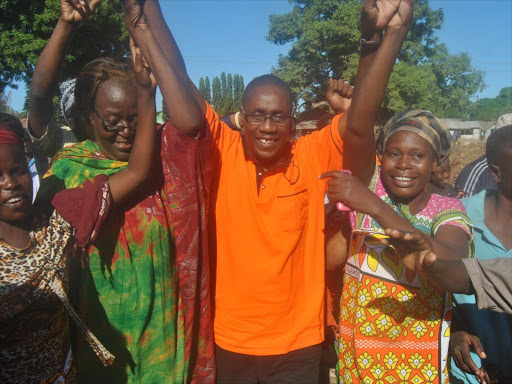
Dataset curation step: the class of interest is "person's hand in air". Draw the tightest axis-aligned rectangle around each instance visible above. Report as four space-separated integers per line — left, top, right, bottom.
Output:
130 38 156 92
61 0 102 25
123 0 148 31
326 78 353 115
362 0 413 35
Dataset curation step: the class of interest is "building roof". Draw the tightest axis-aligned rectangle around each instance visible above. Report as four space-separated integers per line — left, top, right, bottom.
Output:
440 118 481 130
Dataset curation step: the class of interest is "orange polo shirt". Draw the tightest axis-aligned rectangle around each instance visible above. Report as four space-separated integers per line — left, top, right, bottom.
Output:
206 103 344 355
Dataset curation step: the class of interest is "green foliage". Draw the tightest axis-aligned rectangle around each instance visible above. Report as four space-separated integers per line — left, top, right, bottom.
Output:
267 0 484 120
204 76 211 103
211 77 222 112
200 72 245 115
199 77 206 99
0 0 128 94
469 87 512 121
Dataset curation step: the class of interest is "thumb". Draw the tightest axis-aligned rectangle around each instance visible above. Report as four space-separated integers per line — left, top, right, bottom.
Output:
422 251 437 268
471 336 487 359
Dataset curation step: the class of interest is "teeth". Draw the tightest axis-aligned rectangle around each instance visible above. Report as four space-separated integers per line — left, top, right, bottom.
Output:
395 177 413 181
6 197 22 204
259 139 275 145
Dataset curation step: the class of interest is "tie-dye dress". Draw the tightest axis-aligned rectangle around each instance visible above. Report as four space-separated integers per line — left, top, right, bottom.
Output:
336 167 473 384
40 122 215 383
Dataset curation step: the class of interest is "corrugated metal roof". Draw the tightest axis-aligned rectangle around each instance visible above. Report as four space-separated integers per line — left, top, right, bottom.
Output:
441 119 481 130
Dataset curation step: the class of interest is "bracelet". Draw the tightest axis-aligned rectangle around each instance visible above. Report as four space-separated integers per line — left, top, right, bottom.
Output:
360 36 382 55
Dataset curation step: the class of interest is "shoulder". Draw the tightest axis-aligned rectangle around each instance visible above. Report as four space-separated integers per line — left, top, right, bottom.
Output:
428 194 468 219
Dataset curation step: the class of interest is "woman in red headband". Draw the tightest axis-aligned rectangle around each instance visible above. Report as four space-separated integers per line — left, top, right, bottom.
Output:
0 20 157 380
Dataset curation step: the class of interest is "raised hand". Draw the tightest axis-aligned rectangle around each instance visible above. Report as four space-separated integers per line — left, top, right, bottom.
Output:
326 78 353 115
361 0 412 36
130 38 156 91
387 0 413 32
61 0 102 24
124 0 148 31
380 228 437 273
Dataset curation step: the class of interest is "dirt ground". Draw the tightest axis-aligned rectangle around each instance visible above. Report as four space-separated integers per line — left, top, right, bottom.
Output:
450 140 486 180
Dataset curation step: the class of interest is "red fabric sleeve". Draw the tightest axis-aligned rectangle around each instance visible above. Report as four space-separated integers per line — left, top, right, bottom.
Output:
52 174 112 249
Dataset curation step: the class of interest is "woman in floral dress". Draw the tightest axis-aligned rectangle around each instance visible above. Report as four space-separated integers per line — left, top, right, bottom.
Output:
321 1 473 383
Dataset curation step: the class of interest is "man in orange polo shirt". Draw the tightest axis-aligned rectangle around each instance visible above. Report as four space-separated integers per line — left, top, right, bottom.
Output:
131 0 406 382
206 75 343 382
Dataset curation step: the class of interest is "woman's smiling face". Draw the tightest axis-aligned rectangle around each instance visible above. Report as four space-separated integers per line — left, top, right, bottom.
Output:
381 130 437 204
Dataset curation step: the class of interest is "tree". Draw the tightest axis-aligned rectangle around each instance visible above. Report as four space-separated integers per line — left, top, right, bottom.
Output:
267 0 484 120
199 73 245 115
199 77 207 100
469 87 512 121
204 76 211 104
233 74 245 108
0 0 128 94
226 73 234 111
211 77 222 112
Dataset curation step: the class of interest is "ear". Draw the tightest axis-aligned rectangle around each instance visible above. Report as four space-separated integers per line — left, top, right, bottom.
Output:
489 163 502 183
432 157 439 172
289 117 297 141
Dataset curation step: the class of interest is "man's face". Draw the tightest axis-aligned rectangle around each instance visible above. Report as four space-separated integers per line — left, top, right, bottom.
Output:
491 145 512 200
241 84 295 170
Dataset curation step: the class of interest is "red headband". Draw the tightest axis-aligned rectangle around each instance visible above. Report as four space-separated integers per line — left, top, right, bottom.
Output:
0 125 24 149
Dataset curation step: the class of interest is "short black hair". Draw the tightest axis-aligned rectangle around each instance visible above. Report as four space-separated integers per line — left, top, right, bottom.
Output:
486 125 512 166
243 74 294 112
0 112 25 140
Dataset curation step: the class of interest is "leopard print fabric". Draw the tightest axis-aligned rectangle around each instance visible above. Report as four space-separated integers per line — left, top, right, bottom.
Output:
0 208 75 383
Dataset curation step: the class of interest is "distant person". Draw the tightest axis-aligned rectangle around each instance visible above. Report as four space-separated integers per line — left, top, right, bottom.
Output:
450 124 512 384
455 113 512 197
428 156 458 197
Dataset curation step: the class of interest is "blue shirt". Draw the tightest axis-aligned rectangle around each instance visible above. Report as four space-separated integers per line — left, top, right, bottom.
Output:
451 190 512 383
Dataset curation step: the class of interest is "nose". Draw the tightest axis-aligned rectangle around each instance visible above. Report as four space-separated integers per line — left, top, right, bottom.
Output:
118 126 135 138
259 116 278 133
396 155 411 170
1 173 20 190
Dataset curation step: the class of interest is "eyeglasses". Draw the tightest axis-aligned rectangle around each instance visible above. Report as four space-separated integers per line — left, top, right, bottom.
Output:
241 107 292 128
93 110 137 133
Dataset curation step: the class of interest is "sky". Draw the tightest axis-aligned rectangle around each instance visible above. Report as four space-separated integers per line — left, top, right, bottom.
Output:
7 0 512 112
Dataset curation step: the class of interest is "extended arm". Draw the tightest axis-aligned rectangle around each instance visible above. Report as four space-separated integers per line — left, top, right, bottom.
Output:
28 0 102 138
342 0 413 185
140 0 205 113
124 2 203 137
107 42 157 204
321 171 469 269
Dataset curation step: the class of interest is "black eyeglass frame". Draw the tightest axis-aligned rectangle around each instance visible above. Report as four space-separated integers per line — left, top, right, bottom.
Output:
93 110 137 133
241 107 293 128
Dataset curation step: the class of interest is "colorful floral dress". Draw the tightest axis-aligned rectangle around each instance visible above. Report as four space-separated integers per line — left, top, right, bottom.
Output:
40 122 215 383
336 167 473 384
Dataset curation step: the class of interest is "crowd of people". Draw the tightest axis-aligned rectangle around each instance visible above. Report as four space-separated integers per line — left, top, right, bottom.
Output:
0 0 510 383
